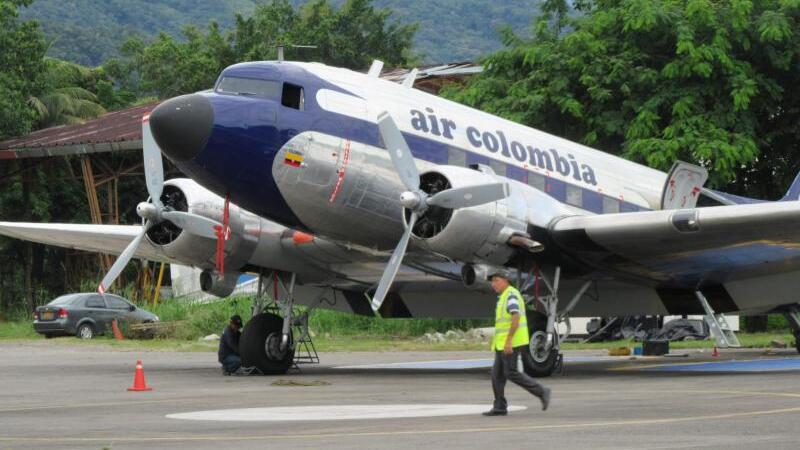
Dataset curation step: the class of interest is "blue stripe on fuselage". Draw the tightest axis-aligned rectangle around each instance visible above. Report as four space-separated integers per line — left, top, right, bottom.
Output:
179 62 648 230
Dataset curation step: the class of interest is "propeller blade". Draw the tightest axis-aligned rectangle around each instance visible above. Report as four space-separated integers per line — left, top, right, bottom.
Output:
426 182 510 209
161 210 221 239
377 111 420 192
98 223 150 294
371 212 418 312
142 115 165 206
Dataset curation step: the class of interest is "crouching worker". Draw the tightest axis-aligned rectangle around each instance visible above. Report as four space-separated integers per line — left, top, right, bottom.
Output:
483 268 551 416
219 315 243 375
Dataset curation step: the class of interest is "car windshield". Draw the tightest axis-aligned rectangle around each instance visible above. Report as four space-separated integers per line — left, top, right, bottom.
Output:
216 76 281 98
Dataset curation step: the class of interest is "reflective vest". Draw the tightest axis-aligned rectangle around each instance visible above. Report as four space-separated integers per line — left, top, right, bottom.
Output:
493 285 529 351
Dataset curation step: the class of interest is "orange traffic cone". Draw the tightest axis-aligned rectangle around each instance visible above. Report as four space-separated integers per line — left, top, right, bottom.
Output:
711 346 720 358
111 319 125 341
127 360 152 391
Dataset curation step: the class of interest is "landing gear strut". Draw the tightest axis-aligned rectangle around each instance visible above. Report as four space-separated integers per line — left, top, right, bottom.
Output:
240 271 322 375
783 305 800 354
520 266 591 377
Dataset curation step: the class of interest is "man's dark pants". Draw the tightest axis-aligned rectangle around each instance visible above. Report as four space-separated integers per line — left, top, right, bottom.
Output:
221 354 242 373
491 346 546 411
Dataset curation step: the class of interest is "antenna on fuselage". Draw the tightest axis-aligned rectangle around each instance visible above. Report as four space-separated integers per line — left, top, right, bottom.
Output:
368 60 384 77
276 43 318 62
402 68 419 88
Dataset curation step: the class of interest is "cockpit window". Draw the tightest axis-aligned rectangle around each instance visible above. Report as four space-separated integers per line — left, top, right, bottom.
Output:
281 83 304 110
216 76 281 98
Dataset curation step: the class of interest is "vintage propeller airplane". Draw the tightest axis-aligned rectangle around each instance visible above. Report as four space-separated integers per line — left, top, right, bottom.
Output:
2 59 800 376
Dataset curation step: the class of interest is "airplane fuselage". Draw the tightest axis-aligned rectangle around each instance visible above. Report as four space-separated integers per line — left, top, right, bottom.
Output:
160 61 669 248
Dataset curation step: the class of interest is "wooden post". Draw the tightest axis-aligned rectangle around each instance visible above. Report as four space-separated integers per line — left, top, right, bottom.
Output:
80 156 112 274
152 262 166 307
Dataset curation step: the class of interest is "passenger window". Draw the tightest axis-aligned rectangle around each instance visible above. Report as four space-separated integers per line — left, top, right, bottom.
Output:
489 160 506 177
566 184 582 207
528 173 546 191
447 147 466 166
85 296 106 308
603 196 620 213
281 83 304 110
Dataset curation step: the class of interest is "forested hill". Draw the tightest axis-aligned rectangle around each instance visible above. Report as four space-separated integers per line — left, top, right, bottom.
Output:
20 0 542 67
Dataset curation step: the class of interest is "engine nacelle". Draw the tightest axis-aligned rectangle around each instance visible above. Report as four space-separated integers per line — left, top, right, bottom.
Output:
200 269 240 297
145 178 260 271
406 165 529 266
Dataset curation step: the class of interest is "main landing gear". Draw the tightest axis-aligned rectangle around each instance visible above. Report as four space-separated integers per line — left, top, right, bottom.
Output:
783 305 800 355
240 271 323 375
520 266 592 377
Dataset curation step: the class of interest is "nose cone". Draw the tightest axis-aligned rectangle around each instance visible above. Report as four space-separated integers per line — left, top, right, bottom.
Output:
149 94 214 162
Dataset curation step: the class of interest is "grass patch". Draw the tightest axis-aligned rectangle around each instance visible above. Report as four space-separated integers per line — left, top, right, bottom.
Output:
0 321 39 339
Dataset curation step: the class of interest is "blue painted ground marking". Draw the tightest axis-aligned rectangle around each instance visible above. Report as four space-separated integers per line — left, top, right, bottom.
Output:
336 356 618 370
643 358 800 373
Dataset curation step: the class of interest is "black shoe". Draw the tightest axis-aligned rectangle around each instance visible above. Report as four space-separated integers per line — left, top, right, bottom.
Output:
482 409 508 416
541 388 551 411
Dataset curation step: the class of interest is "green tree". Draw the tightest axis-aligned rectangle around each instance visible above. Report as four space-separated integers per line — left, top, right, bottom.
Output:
28 59 107 128
0 0 46 140
109 0 418 99
445 0 800 197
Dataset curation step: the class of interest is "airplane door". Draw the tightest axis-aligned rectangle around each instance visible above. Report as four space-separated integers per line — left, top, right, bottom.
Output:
660 161 708 210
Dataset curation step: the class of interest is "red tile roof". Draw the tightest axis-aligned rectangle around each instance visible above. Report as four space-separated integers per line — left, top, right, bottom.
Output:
0 103 157 160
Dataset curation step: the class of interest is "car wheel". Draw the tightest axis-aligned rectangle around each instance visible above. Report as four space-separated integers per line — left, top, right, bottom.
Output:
77 323 94 340
44 333 54 339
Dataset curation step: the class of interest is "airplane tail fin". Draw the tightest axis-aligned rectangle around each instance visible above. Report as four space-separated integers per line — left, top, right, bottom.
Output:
780 171 800 201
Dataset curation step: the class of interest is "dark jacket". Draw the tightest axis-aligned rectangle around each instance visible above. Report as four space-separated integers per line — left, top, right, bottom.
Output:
218 325 241 363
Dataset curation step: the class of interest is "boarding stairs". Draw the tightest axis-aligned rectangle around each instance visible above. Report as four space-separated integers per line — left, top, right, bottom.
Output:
695 292 741 348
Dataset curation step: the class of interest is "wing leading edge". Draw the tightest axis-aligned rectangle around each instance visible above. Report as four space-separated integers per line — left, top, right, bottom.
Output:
0 222 177 263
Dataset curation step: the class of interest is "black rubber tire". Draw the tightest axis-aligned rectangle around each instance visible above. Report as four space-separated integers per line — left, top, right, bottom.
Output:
76 323 94 340
523 310 557 377
44 333 54 339
239 313 294 375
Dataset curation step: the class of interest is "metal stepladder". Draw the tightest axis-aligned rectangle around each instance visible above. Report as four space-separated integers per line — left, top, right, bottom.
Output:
694 291 741 348
252 271 323 371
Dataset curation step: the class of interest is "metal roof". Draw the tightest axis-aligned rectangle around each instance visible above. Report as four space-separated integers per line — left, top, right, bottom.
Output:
0 104 156 160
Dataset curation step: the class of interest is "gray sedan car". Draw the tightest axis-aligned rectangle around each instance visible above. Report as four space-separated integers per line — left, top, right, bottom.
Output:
33 293 159 339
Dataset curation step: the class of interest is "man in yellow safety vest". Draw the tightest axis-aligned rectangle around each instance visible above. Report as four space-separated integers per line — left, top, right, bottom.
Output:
483 267 551 416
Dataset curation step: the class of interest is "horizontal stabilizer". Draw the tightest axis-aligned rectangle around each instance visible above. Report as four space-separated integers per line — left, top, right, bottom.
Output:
781 171 800 201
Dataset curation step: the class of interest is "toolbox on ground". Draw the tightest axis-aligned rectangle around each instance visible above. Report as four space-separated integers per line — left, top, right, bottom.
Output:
642 339 669 356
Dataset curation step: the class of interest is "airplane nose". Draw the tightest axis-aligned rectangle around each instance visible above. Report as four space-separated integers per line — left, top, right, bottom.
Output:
149 94 214 162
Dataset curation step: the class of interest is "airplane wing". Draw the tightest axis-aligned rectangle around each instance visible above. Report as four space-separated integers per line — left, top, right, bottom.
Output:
549 201 800 285
0 222 179 263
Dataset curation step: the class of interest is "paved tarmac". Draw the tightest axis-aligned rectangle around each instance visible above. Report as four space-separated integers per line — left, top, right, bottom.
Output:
1 341 800 449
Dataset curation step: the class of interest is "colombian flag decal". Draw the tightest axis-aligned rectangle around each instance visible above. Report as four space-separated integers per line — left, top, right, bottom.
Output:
284 151 304 168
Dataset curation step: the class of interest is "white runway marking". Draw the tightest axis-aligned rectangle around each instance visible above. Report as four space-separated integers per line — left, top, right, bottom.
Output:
167 404 526 422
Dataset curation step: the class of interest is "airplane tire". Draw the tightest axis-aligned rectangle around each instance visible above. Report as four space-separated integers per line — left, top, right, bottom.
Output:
240 313 294 375
795 331 800 354
523 311 557 377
